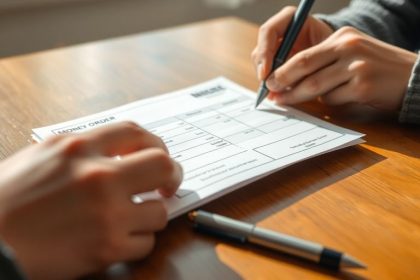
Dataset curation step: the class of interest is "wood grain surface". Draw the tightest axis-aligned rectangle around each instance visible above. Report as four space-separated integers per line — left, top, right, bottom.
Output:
0 18 419 280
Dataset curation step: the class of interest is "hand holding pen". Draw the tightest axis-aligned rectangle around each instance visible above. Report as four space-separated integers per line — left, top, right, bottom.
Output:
254 0 317 107
253 1 413 111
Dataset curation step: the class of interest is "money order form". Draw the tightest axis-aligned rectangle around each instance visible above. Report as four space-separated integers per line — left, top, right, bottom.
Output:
32 77 364 219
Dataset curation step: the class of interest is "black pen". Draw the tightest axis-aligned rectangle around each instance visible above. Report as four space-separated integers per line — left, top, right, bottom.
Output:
255 0 316 108
189 210 367 270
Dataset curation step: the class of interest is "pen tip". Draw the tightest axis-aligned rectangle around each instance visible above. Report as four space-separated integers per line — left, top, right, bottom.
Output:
255 83 269 109
341 254 367 269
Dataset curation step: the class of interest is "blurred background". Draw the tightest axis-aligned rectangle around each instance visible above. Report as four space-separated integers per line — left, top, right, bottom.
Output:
0 0 349 58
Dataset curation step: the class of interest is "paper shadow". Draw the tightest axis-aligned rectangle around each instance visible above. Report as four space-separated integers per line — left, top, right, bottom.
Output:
295 103 420 159
203 145 384 223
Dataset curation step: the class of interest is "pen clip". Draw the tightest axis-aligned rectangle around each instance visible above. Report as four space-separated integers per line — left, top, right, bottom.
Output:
193 223 247 244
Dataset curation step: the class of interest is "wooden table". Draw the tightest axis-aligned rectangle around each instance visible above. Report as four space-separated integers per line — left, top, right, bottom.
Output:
0 17 419 280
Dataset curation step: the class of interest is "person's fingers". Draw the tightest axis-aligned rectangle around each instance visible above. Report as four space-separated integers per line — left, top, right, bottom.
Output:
267 91 276 101
84 122 168 156
274 61 352 104
318 82 356 105
266 42 338 93
127 200 168 233
109 233 156 263
114 148 182 197
126 234 156 261
253 6 297 80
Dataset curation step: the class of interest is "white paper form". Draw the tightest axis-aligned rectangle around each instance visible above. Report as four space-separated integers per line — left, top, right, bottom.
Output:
32 77 364 219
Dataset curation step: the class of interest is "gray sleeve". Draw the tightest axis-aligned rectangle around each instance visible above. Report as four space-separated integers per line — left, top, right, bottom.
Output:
316 0 420 51
399 54 420 124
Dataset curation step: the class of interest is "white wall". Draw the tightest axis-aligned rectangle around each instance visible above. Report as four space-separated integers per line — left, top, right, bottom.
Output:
0 0 349 58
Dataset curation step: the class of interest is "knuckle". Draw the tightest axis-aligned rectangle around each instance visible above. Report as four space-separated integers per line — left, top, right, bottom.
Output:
255 51 267 64
348 60 370 75
335 26 359 37
336 26 352 34
58 135 90 156
345 35 365 48
78 165 116 188
273 70 290 86
335 31 366 53
306 78 321 93
119 121 141 131
140 129 167 150
296 52 311 69
74 167 118 202
118 121 146 138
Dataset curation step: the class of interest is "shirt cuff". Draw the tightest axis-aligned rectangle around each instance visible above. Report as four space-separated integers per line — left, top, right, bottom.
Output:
399 53 420 124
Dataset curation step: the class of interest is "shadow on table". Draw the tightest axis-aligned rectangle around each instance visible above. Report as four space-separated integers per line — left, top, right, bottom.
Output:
204 145 384 223
94 141 383 280
297 102 420 159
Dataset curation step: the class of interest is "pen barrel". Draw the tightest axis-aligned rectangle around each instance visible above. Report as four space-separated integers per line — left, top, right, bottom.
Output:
194 211 253 237
193 211 353 269
272 0 315 70
249 227 322 262
194 211 322 262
